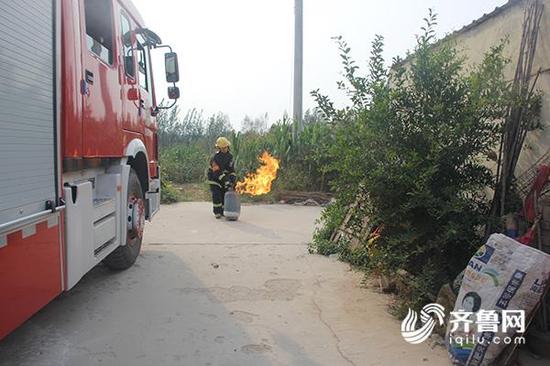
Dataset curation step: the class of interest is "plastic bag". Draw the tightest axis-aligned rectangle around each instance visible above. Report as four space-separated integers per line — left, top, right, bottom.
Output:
447 234 550 365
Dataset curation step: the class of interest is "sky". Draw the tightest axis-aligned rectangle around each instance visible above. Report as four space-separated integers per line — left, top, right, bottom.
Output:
132 0 508 129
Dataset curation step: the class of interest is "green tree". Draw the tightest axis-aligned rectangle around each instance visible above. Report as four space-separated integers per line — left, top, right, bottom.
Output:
205 112 234 148
157 104 182 147
241 113 269 133
312 10 511 310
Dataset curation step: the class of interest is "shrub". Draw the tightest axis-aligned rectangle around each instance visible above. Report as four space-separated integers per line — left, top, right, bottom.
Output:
309 199 347 253
160 144 208 184
160 179 180 204
156 92 334 192
310 10 511 308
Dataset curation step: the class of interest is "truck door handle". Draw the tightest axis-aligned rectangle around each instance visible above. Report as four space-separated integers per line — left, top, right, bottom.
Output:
85 70 94 84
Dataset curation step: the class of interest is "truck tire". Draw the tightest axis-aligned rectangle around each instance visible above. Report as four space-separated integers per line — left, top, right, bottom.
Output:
103 169 144 270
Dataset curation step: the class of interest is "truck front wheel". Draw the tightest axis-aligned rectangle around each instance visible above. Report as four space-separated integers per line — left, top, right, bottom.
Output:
103 169 144 270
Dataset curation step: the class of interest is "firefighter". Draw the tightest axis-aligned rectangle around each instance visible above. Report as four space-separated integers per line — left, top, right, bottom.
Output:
207 137 237 218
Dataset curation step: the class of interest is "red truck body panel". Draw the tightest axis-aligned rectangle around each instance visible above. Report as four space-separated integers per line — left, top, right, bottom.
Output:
61 0 83 158
62 0 158 169
0 218 63 340
0 0 160 340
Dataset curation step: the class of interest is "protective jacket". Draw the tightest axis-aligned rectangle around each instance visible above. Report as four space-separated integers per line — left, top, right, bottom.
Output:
207 151 237 216
207 151 236 188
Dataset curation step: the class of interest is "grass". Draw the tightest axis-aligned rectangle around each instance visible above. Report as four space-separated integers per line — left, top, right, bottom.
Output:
173 183 211 202
168 182 279 204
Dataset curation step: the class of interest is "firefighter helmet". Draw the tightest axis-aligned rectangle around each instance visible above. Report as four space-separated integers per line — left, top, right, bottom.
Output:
215 137 231 149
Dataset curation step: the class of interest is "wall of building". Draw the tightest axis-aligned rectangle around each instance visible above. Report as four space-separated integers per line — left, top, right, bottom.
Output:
445 0 550 175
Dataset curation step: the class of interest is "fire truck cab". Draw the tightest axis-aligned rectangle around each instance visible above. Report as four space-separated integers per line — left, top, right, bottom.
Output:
0 0 179 339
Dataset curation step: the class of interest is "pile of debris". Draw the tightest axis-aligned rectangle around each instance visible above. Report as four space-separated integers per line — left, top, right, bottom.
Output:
277 190 333 206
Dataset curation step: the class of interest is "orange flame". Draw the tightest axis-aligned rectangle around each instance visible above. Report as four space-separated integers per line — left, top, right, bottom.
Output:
236 151 280 196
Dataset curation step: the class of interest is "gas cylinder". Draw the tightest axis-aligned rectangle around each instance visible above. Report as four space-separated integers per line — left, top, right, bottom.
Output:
224 189 241 221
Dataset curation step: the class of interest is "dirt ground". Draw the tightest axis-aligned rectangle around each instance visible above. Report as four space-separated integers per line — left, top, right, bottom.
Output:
0 202 546 365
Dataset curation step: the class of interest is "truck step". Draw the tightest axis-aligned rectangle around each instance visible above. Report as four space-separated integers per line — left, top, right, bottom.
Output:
93 214 116 251
93 198 116 223
94 238 115 256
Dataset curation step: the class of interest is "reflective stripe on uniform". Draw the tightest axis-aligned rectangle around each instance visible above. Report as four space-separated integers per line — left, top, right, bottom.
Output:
212 203 223 208
207 180 222 188
219 173 226 180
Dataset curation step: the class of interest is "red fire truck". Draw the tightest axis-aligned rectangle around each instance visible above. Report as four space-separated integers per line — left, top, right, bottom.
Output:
0 0 179 339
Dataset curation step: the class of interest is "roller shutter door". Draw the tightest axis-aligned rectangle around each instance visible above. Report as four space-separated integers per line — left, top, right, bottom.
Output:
0 0 57 226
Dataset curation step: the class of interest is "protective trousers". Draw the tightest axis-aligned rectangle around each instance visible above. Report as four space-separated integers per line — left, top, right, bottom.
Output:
207 169 228 215
210 183 226 215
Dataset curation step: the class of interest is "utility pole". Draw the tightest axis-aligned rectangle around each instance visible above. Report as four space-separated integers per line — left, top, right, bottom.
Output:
293 0 303 133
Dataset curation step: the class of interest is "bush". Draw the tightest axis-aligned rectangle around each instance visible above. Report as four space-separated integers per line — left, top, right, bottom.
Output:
310 11 511 308
160 179 180 204
157 107 334 193
160 144 208 184
309 199 347 254
310 238 341 256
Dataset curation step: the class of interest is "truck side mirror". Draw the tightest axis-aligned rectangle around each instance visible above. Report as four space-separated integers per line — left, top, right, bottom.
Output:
167 86 180 100
165 52 179 83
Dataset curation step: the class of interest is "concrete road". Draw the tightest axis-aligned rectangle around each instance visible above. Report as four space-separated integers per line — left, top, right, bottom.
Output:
0 202 450 366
